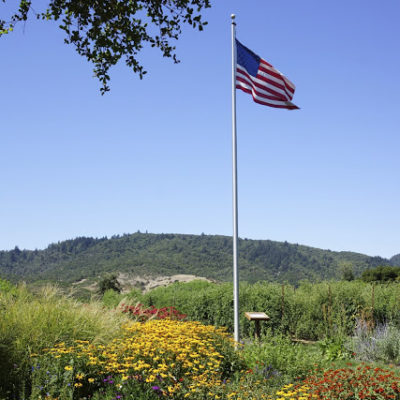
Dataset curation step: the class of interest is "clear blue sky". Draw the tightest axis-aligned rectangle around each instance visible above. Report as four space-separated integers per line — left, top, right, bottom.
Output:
1 0 399 258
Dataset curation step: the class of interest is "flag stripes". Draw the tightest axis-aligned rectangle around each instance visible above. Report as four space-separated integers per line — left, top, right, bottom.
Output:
235 40 298 110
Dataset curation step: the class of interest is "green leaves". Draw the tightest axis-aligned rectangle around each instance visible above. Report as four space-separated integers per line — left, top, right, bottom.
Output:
2 0 211 94
0 26 13 34
361 265 400 282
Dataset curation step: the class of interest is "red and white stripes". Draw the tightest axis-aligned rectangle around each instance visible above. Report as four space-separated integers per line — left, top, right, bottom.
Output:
236 59 298 110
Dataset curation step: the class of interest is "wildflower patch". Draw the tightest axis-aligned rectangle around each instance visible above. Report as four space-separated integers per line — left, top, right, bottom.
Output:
31 320 245 399
270 364 400 400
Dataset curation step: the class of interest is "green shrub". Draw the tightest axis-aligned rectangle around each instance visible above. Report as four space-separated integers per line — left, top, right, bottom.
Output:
139 280 400 340
97 273 121 295
349 322 400 364
361 265 400 282
102 288 124 308
0 278 17 295
242 331 325 382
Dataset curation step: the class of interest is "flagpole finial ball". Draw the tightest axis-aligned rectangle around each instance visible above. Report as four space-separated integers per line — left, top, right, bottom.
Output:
231 14 236 20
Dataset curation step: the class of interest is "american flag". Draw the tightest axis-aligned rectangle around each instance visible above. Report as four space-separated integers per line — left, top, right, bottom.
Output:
236 39 299 110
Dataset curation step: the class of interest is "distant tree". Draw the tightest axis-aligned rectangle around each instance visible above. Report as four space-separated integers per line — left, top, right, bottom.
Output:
341 268 355 281
0 0 210 94
10 246 21 263
98 273 122 295
340 262 355 281
361 266 400 283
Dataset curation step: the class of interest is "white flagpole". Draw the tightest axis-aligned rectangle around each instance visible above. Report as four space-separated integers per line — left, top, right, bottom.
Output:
231 14 240 343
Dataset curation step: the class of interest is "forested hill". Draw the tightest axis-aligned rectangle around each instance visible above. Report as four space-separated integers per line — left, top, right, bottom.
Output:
391 253 400 266
0 233 396 285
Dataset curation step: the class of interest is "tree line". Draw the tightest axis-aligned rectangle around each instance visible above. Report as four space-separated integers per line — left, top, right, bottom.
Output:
0 232 398 286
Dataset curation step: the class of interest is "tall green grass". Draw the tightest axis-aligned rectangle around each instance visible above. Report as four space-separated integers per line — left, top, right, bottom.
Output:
136 280 400 340
0 281 128 399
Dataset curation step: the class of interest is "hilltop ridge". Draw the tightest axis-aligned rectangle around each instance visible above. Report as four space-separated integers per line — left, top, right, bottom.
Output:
0 232 396 286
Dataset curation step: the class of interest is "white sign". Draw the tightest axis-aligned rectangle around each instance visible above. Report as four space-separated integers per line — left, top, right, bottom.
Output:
245 312 270 320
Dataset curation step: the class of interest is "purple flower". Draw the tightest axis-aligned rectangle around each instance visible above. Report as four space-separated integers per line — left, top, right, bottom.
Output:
152 386 161 391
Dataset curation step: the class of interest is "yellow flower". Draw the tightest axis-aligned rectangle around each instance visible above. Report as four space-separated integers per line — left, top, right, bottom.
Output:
145 375 156 383
42 320 236 398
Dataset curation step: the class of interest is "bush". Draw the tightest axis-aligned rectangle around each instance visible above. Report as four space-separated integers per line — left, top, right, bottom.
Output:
97 274 122 295
0 278 17 295
102 288 123 308
269 365 400 399
120 303 187 321
361 265 400 282
242 331 325 382
349 321 400 364
302 364 400 399
139 280 400 340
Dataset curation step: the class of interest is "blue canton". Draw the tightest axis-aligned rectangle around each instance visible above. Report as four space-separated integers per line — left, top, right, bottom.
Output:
236 40 260 77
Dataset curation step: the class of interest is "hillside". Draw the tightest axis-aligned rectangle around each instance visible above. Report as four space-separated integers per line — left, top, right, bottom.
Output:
390 253 400 266
0 233 394 286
